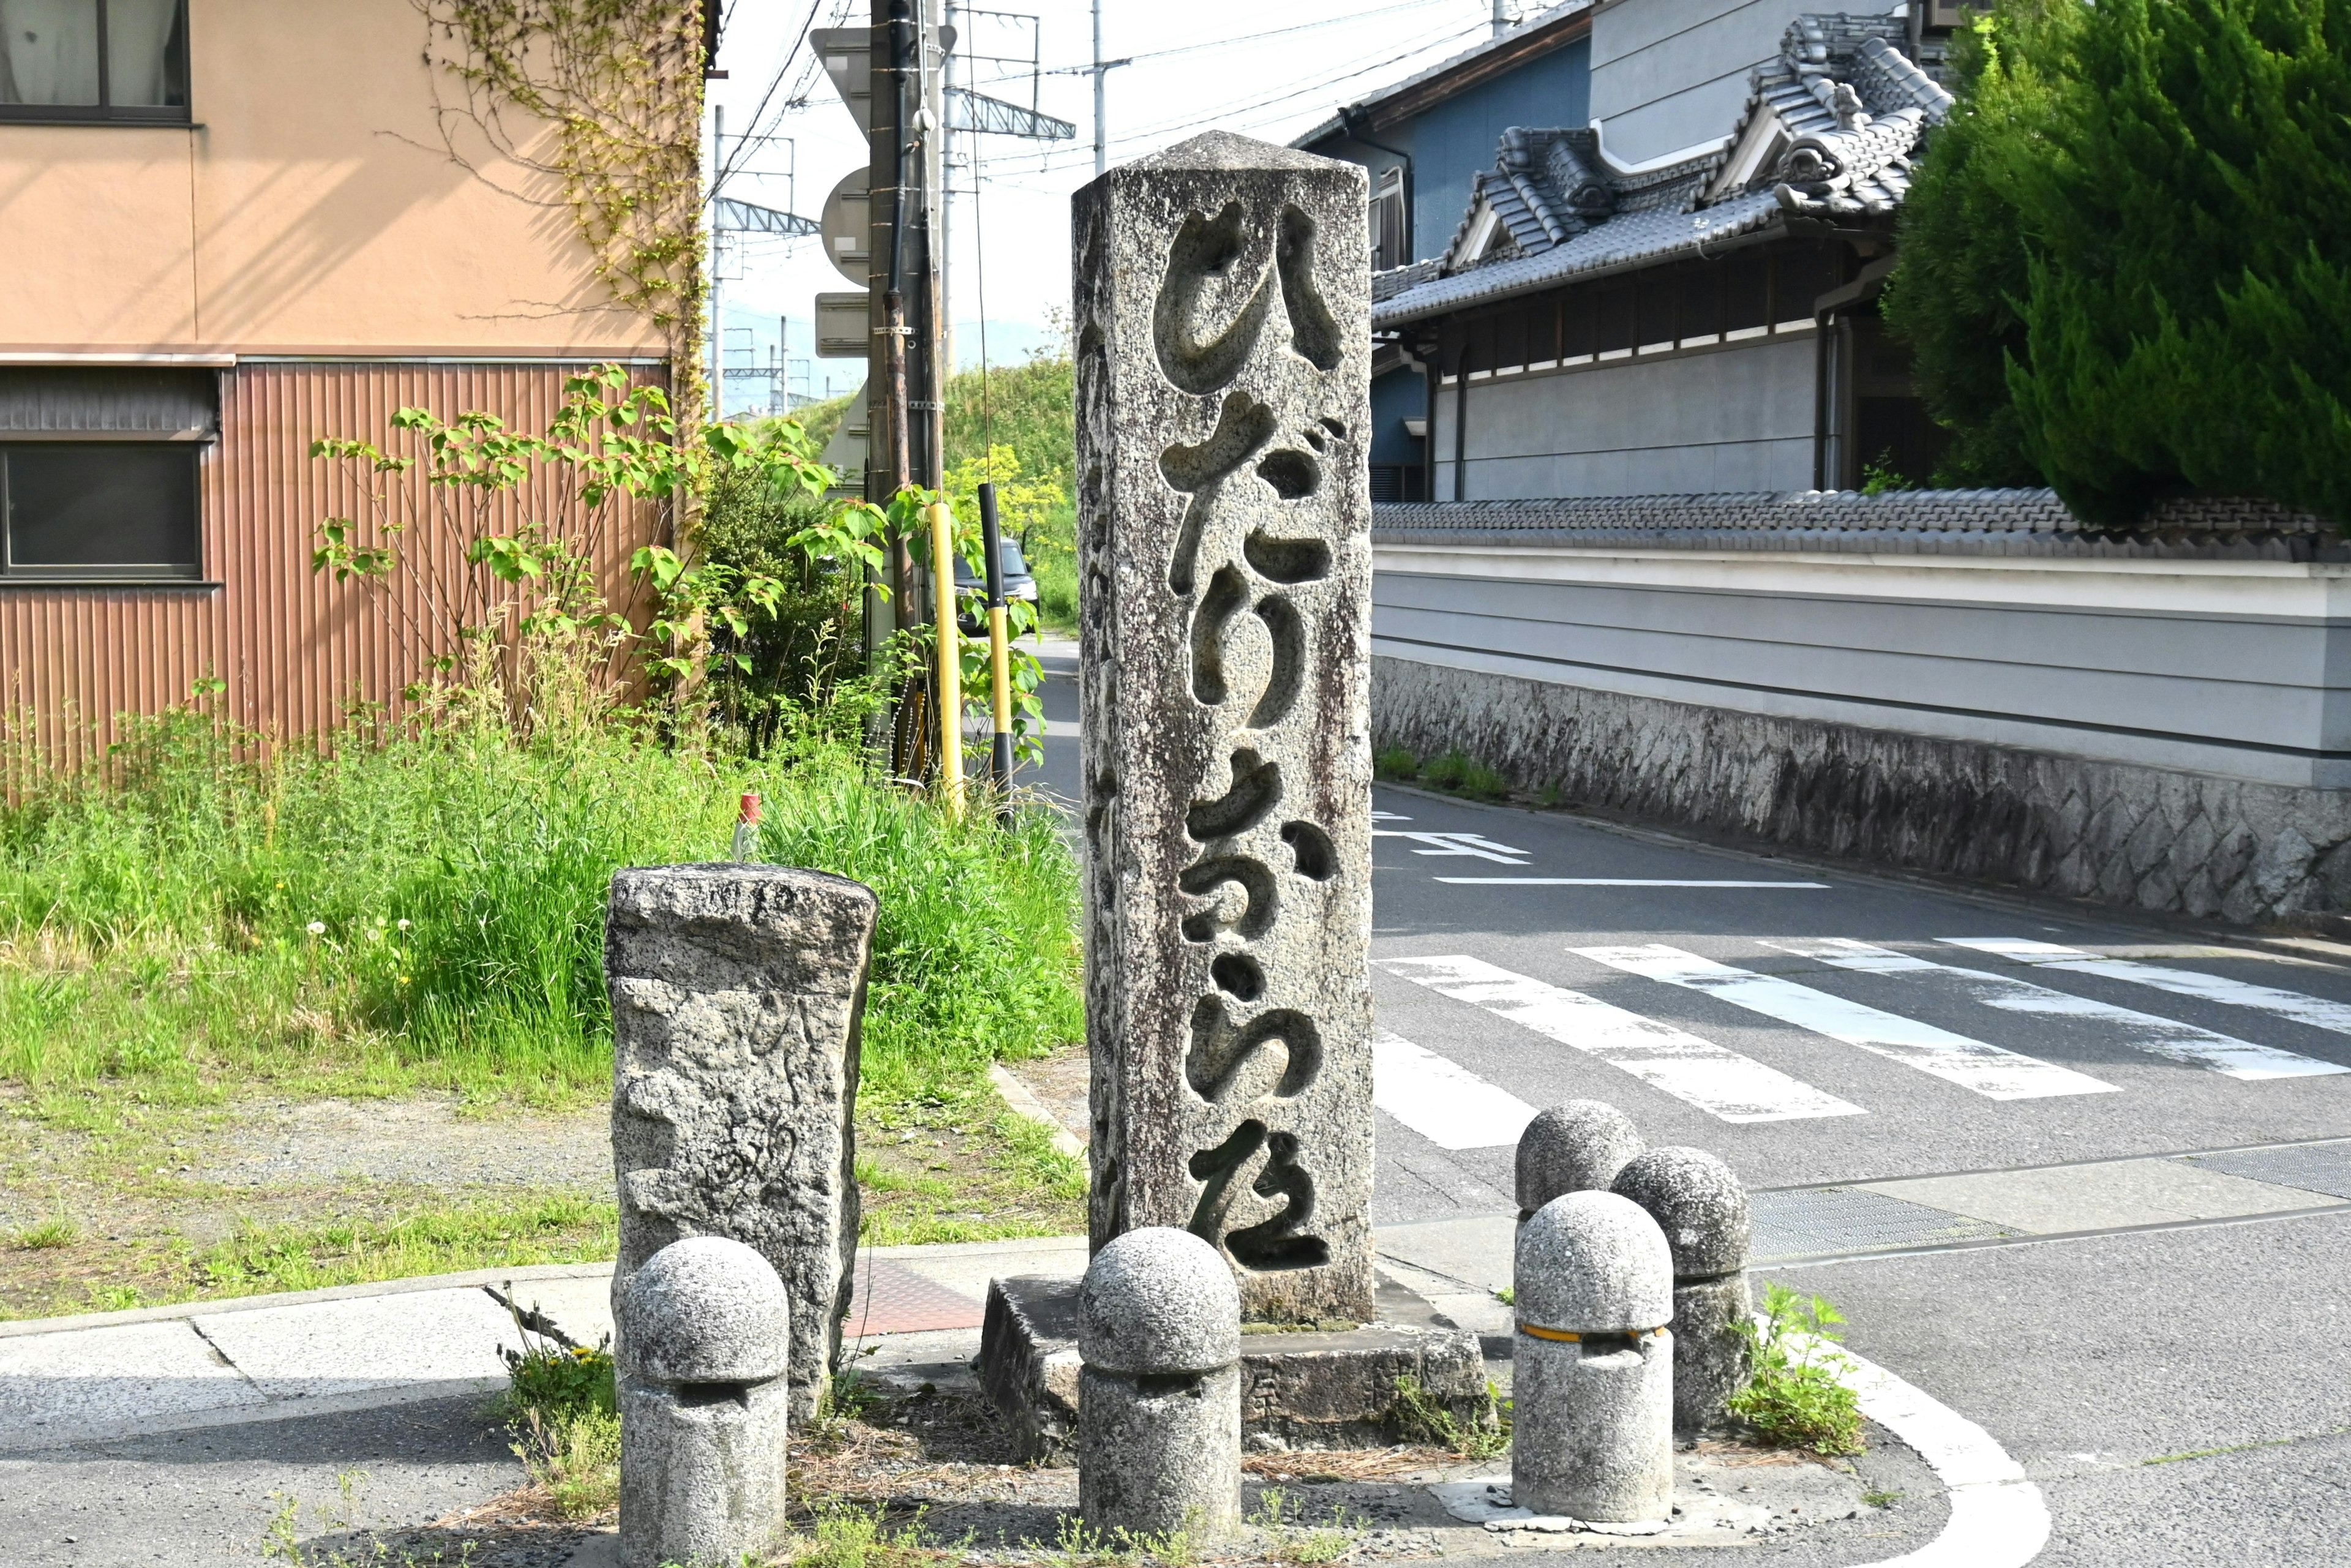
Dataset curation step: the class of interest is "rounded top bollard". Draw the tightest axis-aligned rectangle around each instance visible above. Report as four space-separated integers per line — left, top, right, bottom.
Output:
1516 1100 1644 1212
623 1236 790 1386
1611 1146 1752 1280
1515 1191 1673 1334
1078 1227 1241 1376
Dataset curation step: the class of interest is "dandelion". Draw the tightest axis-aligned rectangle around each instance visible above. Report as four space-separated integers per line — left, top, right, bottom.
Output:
396 918 412 932
306 920 326 937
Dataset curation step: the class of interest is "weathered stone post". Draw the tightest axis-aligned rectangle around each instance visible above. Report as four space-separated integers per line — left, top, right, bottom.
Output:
1078 1228 1244 1540
1071 130 1374 1324
1613 1147 1753 1436
1512 1192 1674 1525
607 865 878 1421
618 1236 790 1568
1517 1101 1645 1222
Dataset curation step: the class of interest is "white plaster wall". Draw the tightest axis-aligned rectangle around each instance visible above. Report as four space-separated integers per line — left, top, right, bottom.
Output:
1370 541 2351 787
1588 0 1908 164
1430 334 1818 499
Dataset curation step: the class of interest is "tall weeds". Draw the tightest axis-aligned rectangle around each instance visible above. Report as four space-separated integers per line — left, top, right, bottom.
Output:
0 655 1079 1108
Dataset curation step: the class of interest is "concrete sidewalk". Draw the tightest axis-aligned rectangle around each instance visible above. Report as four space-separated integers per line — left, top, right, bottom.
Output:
10 1136 2348 1454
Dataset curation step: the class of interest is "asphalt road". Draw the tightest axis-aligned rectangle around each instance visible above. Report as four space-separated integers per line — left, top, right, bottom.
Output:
1026 637 2351 1566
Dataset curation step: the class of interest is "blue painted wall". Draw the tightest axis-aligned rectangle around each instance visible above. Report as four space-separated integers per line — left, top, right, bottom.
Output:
1306 32 1591 484
1370 366 1427 467
1307 39 1589 265
1404 39 1589 261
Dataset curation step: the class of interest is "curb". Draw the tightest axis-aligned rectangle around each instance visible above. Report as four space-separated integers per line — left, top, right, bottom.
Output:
0 1260 613 1340
1834 1338 2050 1567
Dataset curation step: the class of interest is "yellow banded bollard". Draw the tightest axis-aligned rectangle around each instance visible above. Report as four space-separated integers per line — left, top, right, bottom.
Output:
1512 1190 1674 1524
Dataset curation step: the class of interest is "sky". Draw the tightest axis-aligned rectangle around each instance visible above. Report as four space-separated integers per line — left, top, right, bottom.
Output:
702 0 1537 414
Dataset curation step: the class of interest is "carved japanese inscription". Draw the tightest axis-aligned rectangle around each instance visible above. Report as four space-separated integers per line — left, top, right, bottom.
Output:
1072 132 1373 1322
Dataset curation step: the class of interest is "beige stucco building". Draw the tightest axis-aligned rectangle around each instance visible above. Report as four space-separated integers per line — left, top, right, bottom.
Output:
0 0 692 754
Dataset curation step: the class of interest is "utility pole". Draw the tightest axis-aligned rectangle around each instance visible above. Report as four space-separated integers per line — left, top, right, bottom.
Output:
709 103 726 422
942 0 958 380
1092 0 1106 176
1491 0 1511 37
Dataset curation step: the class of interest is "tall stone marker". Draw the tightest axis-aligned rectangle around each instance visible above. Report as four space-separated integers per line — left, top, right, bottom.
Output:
1073 131 1374 1323
607 864 878 1421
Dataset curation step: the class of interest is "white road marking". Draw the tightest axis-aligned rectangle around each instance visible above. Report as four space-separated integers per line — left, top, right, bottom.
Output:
1826 1334 2051 1567
1777 939 2349 1081
1370 1029 1539 1150
1436 877 1829 887
1576 944 2118 1101
1377 955 1864 1123
1372 830 1530 865
1941 937 2351 1037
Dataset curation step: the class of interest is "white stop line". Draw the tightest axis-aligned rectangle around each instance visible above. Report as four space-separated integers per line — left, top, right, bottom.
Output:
1828 1336 2051 1567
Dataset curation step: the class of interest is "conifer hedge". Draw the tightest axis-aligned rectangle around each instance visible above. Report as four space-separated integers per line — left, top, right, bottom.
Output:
1885 0 2351 521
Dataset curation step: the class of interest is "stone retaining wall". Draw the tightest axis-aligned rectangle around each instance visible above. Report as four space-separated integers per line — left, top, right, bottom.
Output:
1372 654 2351 926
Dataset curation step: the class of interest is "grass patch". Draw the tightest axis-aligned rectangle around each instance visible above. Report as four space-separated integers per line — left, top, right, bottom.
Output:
197 1194 616 1297
1372 746 1418 781
1390 1373 1507 1459
855 1089 1087 1246
784 1500 954 1568
9 1215 77 1250
1415 748 1509 800
1 699 1081 1117
1729 1283 1865 1455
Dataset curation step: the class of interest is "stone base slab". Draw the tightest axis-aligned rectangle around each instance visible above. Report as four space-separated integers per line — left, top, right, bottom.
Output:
980 1276 1491 1463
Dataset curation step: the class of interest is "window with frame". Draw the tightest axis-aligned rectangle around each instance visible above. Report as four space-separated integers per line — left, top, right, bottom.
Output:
0 0 189 122
0 369 212 582
1371 167 1408 272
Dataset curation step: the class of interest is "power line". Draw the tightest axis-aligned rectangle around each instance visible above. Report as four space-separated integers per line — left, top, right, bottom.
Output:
1006 15 1490 177
1038 0 1458 75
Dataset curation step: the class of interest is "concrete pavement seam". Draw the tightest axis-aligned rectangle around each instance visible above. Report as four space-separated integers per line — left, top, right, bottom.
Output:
1766 1199 2351 1272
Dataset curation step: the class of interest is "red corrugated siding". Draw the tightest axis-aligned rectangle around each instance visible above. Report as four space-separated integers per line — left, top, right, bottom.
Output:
1 361 669 766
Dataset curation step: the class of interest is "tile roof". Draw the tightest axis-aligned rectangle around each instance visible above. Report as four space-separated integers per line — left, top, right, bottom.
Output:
1371 13 1955 329
1370 492 2349 560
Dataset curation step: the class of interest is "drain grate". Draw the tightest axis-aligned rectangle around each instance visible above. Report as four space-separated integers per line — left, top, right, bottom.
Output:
1752 1187 2013 1262
2181 1139 2351 1201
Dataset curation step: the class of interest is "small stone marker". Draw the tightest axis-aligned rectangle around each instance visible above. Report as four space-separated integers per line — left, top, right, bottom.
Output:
1512 1191 1674 1525
1071 131 1375 1322
1517 1101 1645 1220
1078 1227 1244 1540
607 864 878 1420
618 1236 790 1568
1613 1147 1753 1436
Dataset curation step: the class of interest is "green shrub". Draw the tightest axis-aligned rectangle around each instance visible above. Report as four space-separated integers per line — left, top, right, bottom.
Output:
1889 0 2351 517
1373 746 1419 781
1730 1283 1865 1455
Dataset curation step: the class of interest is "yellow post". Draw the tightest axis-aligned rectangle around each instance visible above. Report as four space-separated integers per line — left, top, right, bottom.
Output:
928 500 965 817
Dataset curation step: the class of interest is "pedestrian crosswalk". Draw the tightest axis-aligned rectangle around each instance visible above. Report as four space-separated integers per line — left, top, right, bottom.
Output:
1377 954 1865 1124
1372 936 2351 1147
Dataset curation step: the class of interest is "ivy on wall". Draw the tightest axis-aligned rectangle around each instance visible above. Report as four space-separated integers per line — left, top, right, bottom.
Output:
413 0 710 427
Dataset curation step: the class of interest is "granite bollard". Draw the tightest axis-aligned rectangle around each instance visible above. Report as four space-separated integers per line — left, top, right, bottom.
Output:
607 864 878 1422
1516 1101 1645 1221
618 1237 790 1568
1612 1147 1753 1436
1078 1228 1243 1540
1071 131 1376 1322
1512 1192 1674 1525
